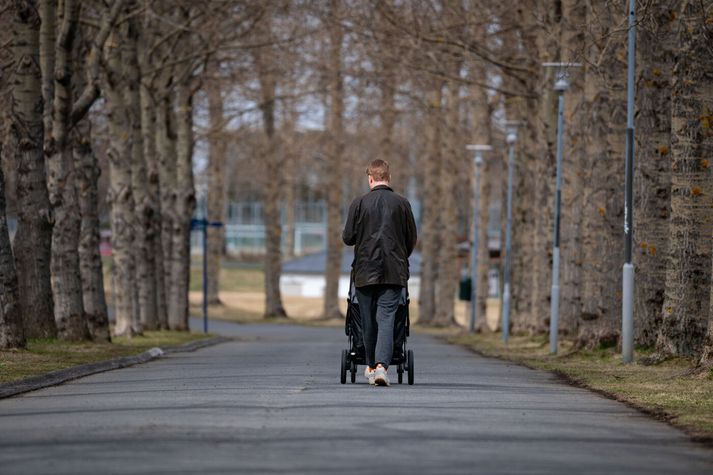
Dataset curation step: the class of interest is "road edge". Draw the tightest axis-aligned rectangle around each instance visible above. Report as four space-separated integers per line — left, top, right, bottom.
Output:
0 336 231 400
444 335 713 449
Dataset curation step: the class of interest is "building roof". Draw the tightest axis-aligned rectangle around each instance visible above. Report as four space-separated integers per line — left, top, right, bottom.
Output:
283 248 422 276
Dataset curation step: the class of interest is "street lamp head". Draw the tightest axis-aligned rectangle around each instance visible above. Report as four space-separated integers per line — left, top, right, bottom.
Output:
466 144 492 152
466 144 491 167
542 62 581 92
505 121 519 145
554 76 569 91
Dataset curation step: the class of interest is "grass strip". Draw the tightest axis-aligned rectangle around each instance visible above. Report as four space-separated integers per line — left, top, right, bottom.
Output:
0 331 210 384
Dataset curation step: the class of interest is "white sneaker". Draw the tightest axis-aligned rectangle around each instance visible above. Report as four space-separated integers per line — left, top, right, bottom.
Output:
364 367 375 385
374 366 390 386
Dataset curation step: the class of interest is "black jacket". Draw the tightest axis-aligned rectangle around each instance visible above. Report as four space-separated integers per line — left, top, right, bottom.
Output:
342 185 418 288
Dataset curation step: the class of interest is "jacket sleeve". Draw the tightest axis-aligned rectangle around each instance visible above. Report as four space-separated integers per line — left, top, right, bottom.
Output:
404 201 417 257
342 198 359 246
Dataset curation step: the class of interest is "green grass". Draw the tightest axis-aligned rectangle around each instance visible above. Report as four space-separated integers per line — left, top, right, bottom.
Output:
189 262 264 293
449 332 713 440
0 331 210 384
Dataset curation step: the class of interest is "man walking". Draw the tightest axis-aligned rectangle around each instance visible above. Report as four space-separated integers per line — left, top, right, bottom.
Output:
342 159 417 386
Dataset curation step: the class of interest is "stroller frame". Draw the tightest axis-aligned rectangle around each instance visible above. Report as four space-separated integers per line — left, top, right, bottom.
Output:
340 279 414 385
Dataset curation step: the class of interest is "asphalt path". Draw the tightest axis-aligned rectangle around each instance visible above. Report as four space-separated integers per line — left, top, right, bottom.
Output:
1 318 712 474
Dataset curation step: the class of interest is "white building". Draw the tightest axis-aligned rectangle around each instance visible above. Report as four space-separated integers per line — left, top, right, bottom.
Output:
280 249 422 300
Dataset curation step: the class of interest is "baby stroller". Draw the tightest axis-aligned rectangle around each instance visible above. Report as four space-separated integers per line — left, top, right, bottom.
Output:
340 277 414 385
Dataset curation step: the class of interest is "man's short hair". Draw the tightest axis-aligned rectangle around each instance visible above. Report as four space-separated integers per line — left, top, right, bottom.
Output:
366 159 390 182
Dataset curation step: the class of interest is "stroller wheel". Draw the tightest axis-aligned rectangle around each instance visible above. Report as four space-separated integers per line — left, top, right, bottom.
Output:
407 350 414 385
397 364 404 384
350 361 357 383
340 349 348 384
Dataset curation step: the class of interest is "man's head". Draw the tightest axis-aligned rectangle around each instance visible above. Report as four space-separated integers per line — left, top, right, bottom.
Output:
366 159 391 189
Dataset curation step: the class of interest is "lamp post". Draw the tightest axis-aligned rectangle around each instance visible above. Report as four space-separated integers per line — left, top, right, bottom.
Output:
502 121 518 344
466 144 492 333
542 62 581 354
622 0 636 363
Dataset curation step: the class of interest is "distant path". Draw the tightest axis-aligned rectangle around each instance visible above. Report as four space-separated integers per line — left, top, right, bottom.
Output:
1 318 712 474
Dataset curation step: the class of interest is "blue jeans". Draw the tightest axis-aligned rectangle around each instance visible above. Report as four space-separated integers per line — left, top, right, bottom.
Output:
355 285 402 369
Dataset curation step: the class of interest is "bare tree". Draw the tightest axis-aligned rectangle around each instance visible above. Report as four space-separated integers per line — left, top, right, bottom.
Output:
205 59 227 306
254 6 287 318
73 114 110 341
0 92 25 348
657 0 713 359
559 0 586 338
10 0 56 339
633 1 678 347
124 12 157 331
417 81 443 324
576 0 627 349
323 0 345 320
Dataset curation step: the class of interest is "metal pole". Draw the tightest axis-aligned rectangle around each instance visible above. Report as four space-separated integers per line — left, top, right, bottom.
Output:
202 221 208 334
469 153 483 333
502 128 516 343
622 0 636 363
550 90 565 354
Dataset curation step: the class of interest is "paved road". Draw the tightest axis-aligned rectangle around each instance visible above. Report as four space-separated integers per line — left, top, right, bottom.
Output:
1 319 712 474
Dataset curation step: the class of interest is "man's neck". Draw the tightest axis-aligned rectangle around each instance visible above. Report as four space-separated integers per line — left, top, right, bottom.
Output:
370 181 390 190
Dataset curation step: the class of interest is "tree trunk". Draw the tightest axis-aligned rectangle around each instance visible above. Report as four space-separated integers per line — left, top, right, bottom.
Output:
252 11 287 319
156 92 176 329
323 0 344 320
103 29 137 337
433 79 460 326
633 1 678 348
168 83 196 331
559 0 586 337
11 0 56 339
0 137 25 349
379 61 399 186
418 84 443 325
657 0 713 358
284 154 296 259
124 17 156 331
470 82 494 333
140 82 167 329
500 17 533 335
39 0 55 142
45 0 90 341
514 0 557 335
206 67 226 306
73 118 110 342
577 0 627 349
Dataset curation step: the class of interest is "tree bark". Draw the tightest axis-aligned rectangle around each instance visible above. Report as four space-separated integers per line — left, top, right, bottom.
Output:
559 0 586 337
167 82 196 331
139 79 167 329
513 0 556 335
103 29 137 337
633 1 678 347
206 64 226 306
0 136 25 349
125 16 157 331
657 0 713 358
433 78 460 326
45 0 90 341
11 0 56 339
417 83 443 325
323 0 344 320
156 91 177 329
73 118 110 342
470 82 494 333
39 0 55 141
577 0 627 349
